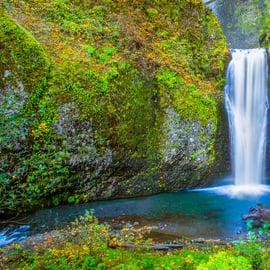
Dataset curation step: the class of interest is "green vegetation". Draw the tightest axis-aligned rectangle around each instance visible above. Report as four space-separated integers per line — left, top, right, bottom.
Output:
259 1 270 86
2 213 270 269
0 14 50 94
217 0 265 48
0 0 227 215
260 0 270 49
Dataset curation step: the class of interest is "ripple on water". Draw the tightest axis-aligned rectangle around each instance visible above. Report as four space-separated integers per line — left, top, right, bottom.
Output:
0 225 31 247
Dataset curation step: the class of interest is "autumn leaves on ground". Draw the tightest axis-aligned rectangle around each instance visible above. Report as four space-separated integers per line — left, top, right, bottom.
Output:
2 211 270 269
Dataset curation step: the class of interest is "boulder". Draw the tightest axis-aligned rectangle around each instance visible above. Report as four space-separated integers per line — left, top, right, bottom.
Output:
242 203 270 225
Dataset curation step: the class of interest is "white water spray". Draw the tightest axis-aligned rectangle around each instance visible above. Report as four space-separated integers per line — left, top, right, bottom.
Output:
225 48 268 186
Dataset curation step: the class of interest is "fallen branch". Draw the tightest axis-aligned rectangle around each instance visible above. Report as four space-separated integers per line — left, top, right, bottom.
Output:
108 241 183 250
0 220 29 226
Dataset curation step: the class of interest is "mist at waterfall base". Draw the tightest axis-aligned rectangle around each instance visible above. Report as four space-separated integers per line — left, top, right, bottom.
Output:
1 48 270 246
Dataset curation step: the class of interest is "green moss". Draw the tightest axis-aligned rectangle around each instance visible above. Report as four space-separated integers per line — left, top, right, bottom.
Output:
259 1 270 87
259 0 270 49
0 14 50 94
219 0 264 48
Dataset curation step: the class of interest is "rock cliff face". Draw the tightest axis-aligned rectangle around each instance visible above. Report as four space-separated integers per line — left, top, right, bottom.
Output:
259 0 270 179
205 0 265 49
0 0 228 215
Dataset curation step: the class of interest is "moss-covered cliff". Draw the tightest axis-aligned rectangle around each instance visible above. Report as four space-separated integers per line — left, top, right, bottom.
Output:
210 0 265 49
0 0 228 215
260 1 270 52
259 0 270 178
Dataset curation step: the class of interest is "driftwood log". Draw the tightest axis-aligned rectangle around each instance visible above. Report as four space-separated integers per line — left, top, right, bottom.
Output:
0 220 29 226
242 203 270 226
108 241 183 250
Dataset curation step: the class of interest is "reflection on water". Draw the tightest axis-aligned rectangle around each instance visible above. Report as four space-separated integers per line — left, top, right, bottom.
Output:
2 181 270 246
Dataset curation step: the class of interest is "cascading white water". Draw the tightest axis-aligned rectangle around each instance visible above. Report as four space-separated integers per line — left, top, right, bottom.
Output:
225 48 268 186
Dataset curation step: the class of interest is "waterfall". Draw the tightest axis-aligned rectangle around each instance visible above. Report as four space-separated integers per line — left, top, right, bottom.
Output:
225 48 268 186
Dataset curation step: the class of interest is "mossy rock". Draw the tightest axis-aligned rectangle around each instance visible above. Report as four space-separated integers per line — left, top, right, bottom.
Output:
0 14 50 94
0 0 228 215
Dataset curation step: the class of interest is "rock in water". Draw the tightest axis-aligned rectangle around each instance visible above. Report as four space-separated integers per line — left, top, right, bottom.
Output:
242 203 270 225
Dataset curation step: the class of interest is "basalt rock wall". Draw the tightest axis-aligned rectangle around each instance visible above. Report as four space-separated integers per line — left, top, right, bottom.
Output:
0 0 228 215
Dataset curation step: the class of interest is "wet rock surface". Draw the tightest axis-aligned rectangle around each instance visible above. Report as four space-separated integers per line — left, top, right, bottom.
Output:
242 203 270 226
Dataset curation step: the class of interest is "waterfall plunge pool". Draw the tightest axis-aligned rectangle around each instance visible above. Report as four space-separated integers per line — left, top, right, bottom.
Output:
2 179 270 246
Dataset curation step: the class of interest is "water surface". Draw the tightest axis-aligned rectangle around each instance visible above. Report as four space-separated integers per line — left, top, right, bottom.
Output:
2 181 270 246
